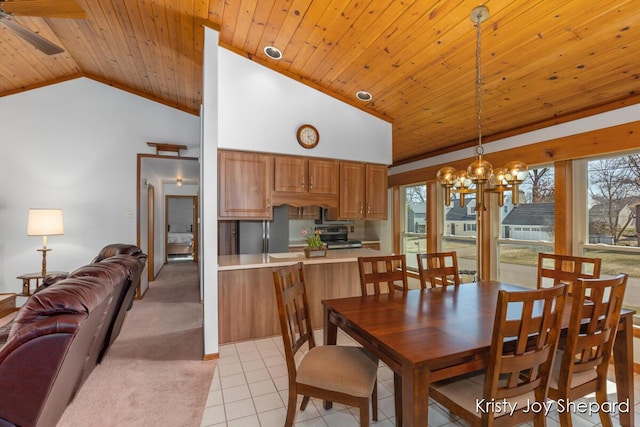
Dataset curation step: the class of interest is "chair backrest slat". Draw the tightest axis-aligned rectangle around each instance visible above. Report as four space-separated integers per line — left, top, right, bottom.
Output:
357 255 409 296
416 252 461 289
537 253 601 294
559 274 627 383
485 284 568 407
273 263 315 369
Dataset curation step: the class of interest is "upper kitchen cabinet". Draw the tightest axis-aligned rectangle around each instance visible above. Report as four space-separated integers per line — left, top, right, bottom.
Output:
365 163 388 219
218 151 273 219
333 162 388 220
272 155 339 207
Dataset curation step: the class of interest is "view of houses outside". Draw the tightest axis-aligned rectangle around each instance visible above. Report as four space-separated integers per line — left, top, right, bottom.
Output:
402 151 639 310
497 166 555 287
402 185 427 271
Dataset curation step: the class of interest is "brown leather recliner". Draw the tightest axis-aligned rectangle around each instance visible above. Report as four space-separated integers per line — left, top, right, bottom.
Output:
0 244 147 427
38 244 147 361
0 277 115 427
91 243 146 263
94 253 146 361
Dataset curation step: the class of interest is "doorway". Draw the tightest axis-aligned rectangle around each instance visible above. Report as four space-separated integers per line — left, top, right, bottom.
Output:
137 153 199 298
165 195 199 263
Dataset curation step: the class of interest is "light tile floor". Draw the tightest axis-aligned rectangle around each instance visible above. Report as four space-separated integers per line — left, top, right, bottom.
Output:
201 330 640 426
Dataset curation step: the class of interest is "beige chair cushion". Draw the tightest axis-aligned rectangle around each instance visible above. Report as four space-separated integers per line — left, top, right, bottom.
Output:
548 350 598 390
297 346 377 397
431 374 535 419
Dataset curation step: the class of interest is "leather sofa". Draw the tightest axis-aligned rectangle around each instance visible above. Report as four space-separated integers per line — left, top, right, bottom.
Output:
0 244 146 427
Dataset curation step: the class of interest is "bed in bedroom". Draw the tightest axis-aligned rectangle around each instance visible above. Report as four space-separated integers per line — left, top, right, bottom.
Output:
167 224 193 257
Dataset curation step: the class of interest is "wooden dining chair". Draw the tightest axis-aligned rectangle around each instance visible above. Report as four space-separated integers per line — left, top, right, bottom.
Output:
548 274 627 427
429 284 568 427
537 252 601 294
357 254 408 423
272 262 378 427
357 254 409 296
416 251 461 289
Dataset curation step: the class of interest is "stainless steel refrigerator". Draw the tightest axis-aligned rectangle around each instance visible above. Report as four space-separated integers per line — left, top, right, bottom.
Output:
237 205 290 254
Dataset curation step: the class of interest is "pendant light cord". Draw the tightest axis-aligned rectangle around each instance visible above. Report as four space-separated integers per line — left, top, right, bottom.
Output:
475 9 484 156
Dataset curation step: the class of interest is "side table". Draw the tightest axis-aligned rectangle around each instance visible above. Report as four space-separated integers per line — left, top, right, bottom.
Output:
17 271 68 297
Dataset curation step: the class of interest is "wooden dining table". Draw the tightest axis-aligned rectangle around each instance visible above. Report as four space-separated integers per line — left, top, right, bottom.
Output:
323 281 635 427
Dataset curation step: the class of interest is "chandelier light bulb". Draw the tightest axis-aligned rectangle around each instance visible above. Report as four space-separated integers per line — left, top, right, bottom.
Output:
437 166 458 206
490 167 508 186
467 157 493 183
436 166 457 186
504 160 528 183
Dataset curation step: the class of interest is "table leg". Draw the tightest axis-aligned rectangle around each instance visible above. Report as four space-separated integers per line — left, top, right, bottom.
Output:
323 307 337 346
323 306 338 410
613 315 634 427
394 373 403 426
401 364 429 426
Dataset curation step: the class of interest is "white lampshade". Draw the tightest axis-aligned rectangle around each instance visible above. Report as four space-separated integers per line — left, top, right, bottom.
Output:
27 209 64 237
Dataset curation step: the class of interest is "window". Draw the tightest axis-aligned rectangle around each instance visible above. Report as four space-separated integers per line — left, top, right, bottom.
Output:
581 152 640 310
401 183 427 270
443 193 477 278
497 165 554 288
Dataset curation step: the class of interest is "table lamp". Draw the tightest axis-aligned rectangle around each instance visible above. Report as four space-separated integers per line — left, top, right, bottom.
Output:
27 208 64 277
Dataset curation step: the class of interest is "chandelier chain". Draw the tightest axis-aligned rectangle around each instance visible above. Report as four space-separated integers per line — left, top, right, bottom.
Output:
475 9 484 156
436 5 527 211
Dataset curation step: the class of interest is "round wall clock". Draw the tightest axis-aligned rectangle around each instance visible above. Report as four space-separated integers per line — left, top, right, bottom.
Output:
296 124 319 149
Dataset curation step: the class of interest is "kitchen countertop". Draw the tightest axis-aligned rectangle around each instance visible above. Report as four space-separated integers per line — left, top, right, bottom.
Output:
288 239 381 248
218 248 388 271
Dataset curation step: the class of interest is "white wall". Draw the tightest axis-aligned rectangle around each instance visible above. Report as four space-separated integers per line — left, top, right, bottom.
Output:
202 28 220 356
218 48 392 165
0 77 200 294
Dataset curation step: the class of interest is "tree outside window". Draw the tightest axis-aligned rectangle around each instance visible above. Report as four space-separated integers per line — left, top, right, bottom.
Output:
588 155 640 246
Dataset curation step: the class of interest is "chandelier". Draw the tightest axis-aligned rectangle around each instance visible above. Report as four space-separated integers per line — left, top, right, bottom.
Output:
437 6 527 211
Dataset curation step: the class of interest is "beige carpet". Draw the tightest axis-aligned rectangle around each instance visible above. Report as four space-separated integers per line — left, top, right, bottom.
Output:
58 261 216 427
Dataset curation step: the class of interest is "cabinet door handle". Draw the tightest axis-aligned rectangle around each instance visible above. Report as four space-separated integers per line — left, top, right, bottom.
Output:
309 177 314 189
301 178 305 188
359 203 363 214
367 204 371 214
266 199 271 211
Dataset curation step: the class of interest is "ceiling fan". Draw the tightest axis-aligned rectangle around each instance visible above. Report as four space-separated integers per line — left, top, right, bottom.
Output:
0 0 86 55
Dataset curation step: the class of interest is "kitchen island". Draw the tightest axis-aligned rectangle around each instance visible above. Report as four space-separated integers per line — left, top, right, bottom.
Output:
218 248 387 343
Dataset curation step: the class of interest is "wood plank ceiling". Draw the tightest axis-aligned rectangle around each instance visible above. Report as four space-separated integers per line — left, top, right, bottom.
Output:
1 0 639 166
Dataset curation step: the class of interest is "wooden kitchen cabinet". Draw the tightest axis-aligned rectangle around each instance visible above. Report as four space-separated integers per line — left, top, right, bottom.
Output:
364 163 388 219
335 162 388 220
272 155 339 207
218 151 273 219
273 155 338 194
218 220 238 255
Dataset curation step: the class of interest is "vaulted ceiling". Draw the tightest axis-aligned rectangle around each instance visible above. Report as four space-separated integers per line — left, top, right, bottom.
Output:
1 0 639 166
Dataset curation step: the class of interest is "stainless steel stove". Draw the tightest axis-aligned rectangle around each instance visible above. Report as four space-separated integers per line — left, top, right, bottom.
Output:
314 225 362 249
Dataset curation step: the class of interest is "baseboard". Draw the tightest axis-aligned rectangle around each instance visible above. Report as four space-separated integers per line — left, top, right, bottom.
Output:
204 353 219 361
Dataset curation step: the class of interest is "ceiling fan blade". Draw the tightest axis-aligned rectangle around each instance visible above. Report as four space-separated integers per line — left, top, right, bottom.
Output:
1 14 64 54
0 0 86 19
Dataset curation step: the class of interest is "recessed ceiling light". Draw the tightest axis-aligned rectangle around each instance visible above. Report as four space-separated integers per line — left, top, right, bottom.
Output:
264 46 282 60
356 91 372 102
